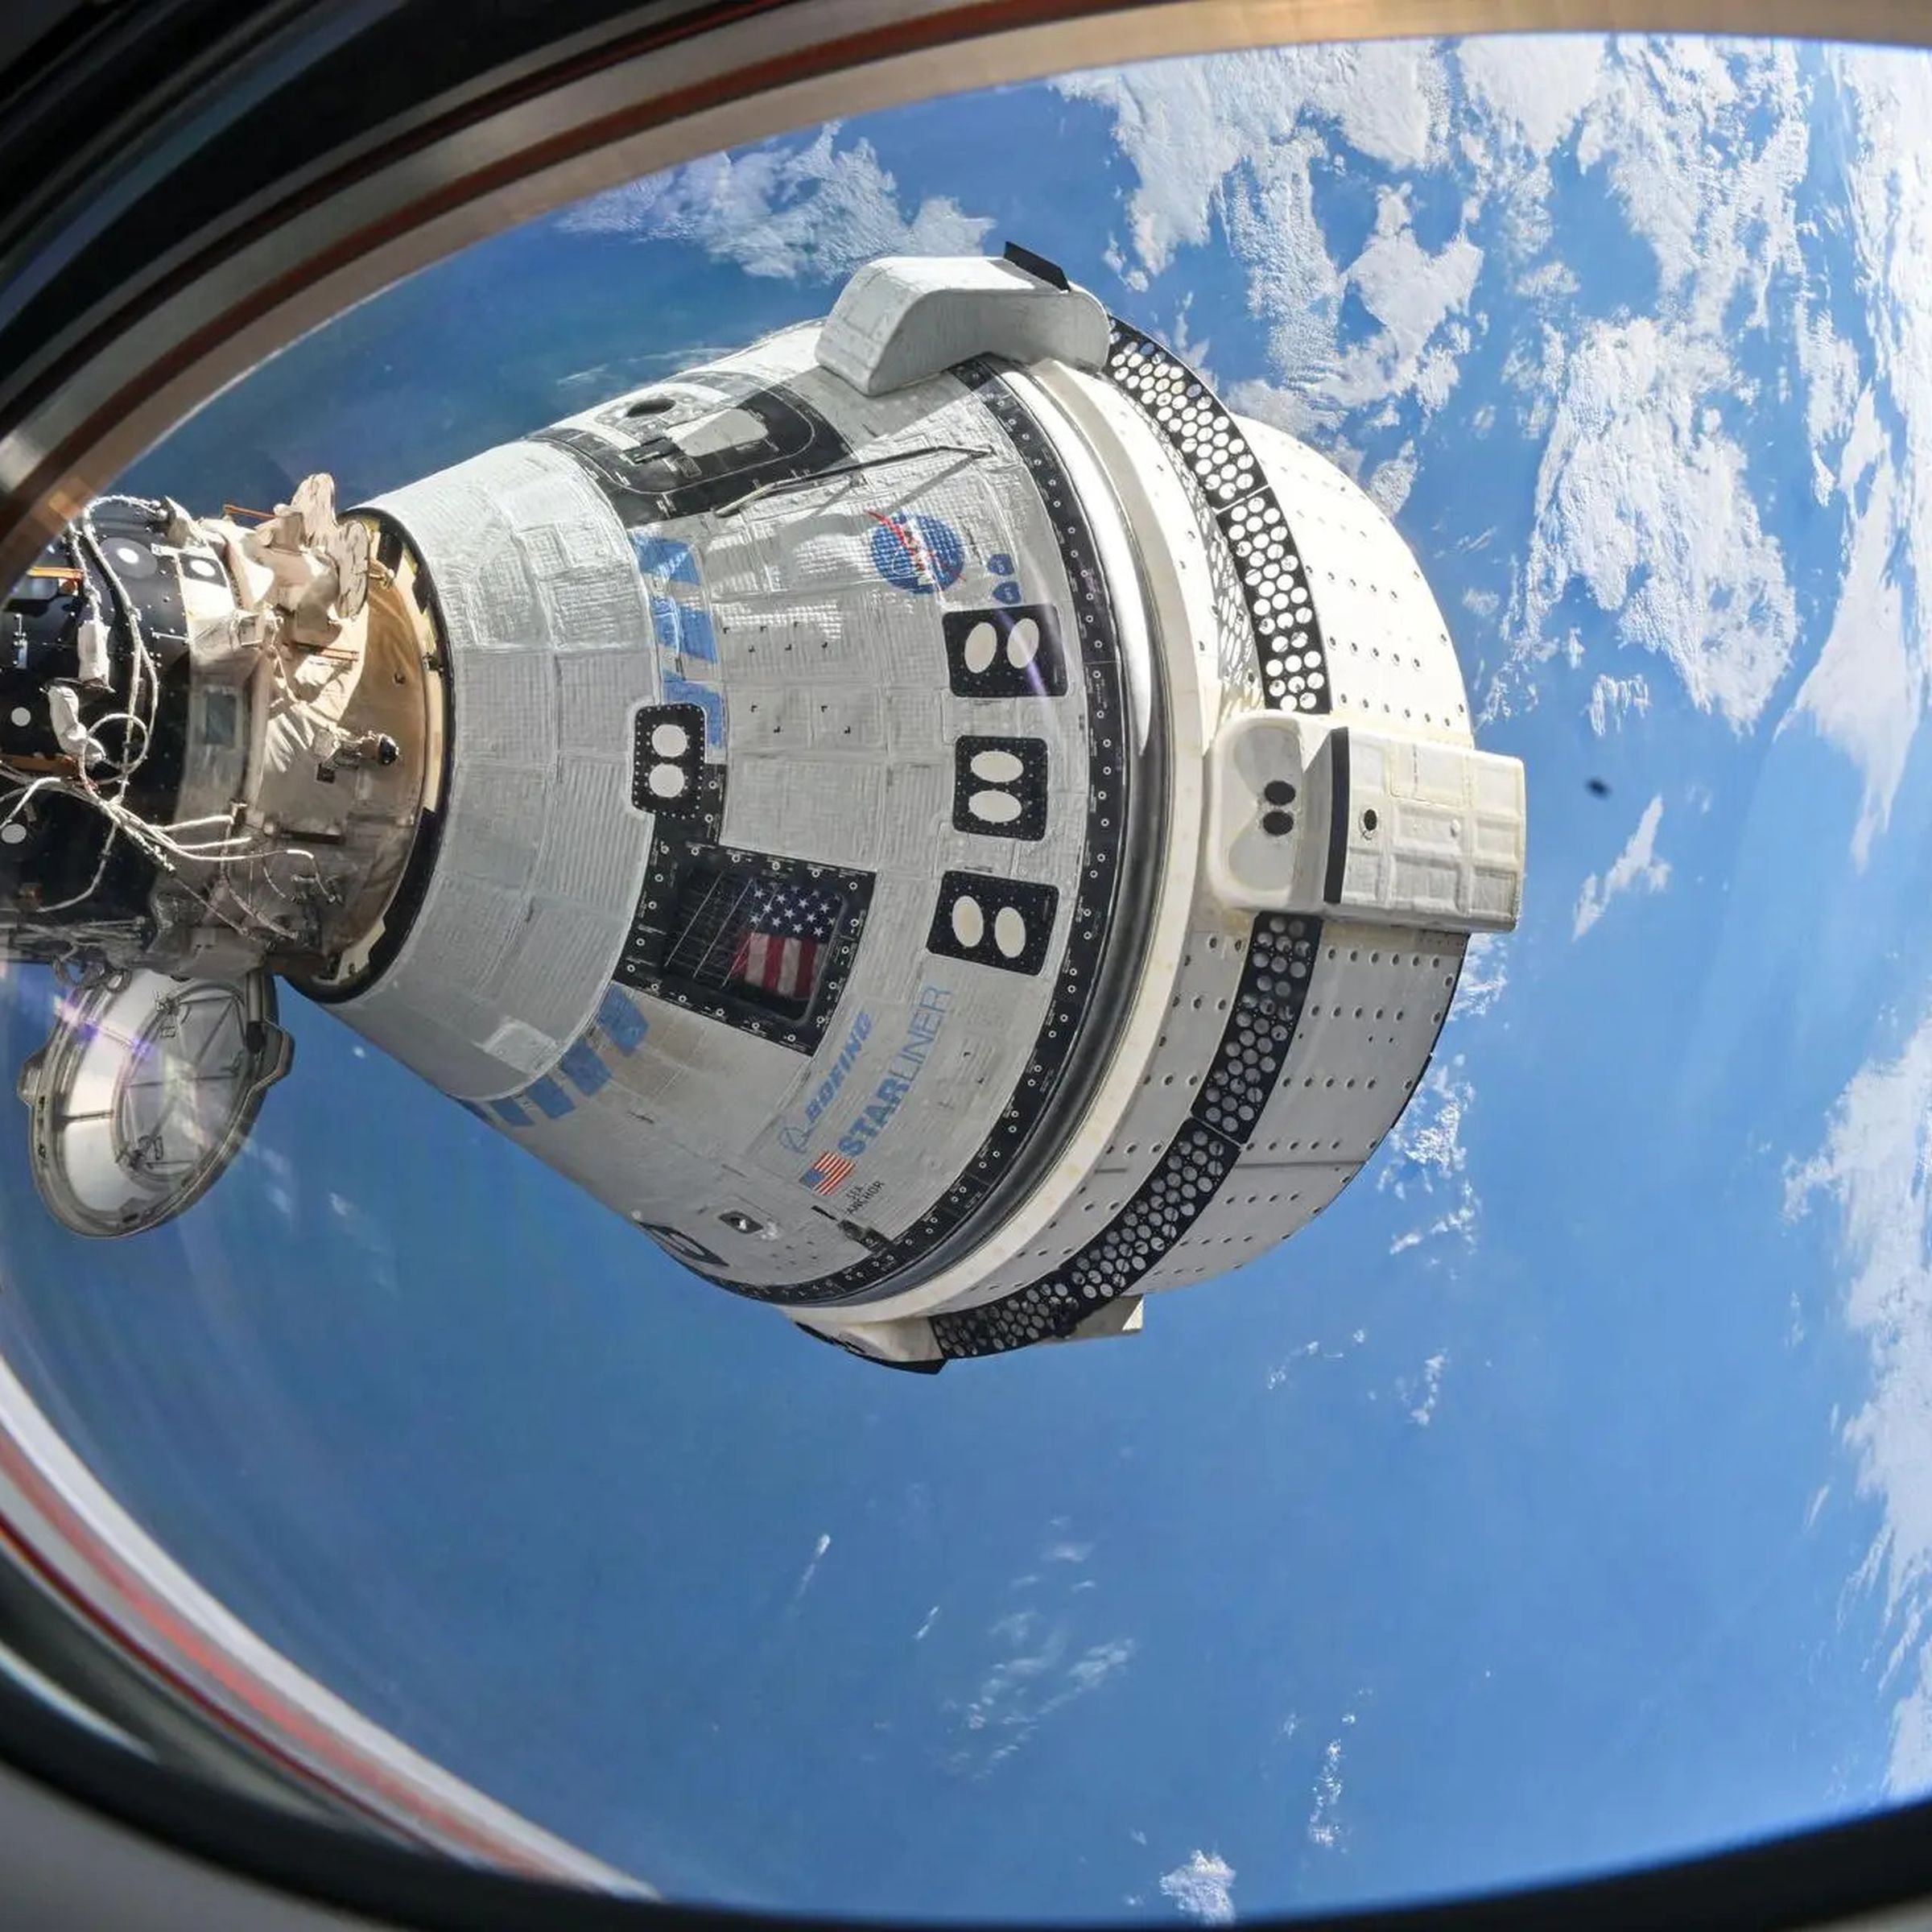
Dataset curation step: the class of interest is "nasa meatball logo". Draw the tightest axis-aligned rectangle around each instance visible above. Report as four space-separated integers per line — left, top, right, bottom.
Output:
869 512 964 594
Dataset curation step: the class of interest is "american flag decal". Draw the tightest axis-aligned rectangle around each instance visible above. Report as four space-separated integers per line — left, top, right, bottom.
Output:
731 879 843 1005
803 1152 855 1196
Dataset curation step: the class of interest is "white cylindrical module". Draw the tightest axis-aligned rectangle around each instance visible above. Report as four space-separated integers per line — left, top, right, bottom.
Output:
322 255 1525 1368
324 444 664 1100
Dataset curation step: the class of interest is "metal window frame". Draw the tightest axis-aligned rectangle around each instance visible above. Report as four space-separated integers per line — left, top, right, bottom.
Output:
618 837 876 1051
2 0 1932 1926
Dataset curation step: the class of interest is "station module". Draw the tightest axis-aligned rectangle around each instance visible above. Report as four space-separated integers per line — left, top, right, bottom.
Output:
0 250 1525 1370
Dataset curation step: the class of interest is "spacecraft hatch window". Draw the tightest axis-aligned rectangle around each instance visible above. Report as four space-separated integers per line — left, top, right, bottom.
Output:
663 858 850 1024
619 832 874 1051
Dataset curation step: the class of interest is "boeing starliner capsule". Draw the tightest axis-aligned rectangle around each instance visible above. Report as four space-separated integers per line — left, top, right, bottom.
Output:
0 250 1525 1370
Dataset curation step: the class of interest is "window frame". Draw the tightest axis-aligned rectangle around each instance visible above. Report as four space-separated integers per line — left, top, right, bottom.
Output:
617 835 874 1054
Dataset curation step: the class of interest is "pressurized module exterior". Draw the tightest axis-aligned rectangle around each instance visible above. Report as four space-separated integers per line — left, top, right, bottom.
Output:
0 250 1524 1369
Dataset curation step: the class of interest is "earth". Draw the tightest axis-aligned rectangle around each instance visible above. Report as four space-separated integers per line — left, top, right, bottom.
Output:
3 31 1932 1925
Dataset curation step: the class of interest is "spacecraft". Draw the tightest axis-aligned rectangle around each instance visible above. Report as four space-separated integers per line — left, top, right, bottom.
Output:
0 249 1524 1370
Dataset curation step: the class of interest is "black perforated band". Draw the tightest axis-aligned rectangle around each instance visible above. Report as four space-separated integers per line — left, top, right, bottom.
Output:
930 914 1319 1356
929 320 1338 1359
1104 320 1332 716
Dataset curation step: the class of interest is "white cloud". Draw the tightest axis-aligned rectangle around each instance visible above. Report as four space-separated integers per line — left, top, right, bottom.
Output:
1265 1336 1367 1381
1067 36 1932 852
1060 47 1476 423
1380 1059 1480 1254
1158 1851 1236 1925
1474 42 1839 744
947 1613 1137 1777
1572 794 1670 939
988 1608 1038 1648
1798 299 1862 486
1368 448 1418 515
1055 60 1300 283
1458 35 1605 158
1069 42 1802 746
1322 188 1482 415
1058 44 1447 283
1168 295 1215 386
1404 1352 1450 1427
1223 130 1342 407
1786 1009 1932 1790
1525 43 1932 861
1788 442 1915 866
237 1138 300 1224
1383 1061 1468 1184
1777 52 1932 867
559 125 992 279
1521 43 1932 848
1068 1640 1134 1693
1520 319 1796 730
1452 932 1509 1022
790 1533 832 1607
1514 258 1579 302
1575 39 1806 339
1265 1339 1322 1389
1307 1735 1347 1848
1587 673 1652 737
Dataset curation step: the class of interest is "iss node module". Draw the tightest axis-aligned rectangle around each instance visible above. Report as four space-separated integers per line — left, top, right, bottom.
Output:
0 250 1524 1370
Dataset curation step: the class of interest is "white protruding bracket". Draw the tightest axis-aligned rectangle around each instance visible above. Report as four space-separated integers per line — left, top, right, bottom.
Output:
815 256 1111 397
1207 712 1525 935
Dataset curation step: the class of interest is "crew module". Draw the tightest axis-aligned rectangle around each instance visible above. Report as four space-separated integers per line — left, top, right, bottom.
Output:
0 249 1525 1369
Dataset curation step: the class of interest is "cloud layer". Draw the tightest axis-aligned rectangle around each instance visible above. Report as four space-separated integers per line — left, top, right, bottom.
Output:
1788 1014 1932 1790
1056 39 1932 863
1158 1851 1236 1925
1379 1059 1480 1254
1572 795 1670 939
560 125 992 280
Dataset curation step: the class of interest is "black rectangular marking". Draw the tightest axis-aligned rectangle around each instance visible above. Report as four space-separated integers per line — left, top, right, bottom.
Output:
952 735 1049 841
632 703 708 818
927 870 1059 977
1323 727 1352 905
942 605 1067 699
